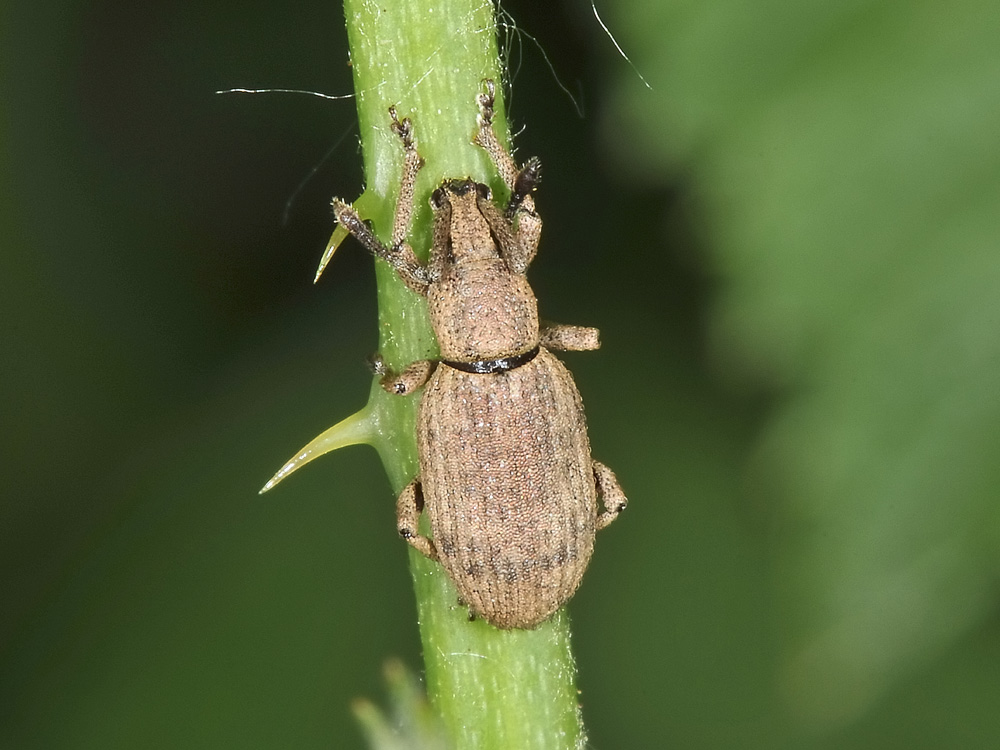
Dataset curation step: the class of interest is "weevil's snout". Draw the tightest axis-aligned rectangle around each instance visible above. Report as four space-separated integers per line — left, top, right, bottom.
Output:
431 179 490 208
432 179 498 263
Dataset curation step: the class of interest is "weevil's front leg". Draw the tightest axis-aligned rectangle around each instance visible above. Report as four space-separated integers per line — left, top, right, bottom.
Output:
331 108 429 294
388 107 424 249
369 353 436 396
396 479 439 561
474 80 540 211
474 80 542 273
540 323 601 352
332 201 428 294
593 461 628 530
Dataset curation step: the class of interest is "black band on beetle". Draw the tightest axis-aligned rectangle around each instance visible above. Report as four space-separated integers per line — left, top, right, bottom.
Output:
442 346 540 374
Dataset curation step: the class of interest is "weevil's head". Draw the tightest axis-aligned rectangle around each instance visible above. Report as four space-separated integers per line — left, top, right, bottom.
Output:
427 179 539 361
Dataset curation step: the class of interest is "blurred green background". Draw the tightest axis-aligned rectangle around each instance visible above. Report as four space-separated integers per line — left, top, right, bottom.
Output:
2 0 998 747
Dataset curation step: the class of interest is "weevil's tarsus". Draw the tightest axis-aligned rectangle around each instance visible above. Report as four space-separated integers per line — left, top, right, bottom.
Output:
260 406 377 493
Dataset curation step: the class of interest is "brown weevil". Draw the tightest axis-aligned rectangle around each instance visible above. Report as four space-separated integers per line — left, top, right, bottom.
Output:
327 81 627 629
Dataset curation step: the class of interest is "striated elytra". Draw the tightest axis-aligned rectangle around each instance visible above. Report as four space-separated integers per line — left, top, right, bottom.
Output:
330 81 627 629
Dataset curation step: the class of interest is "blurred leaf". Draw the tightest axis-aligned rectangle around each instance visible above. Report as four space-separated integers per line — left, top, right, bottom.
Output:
605 0 1000 730
352 660 450 750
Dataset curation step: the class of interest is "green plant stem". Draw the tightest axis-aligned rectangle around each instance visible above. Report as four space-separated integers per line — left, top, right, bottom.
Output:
340 1 586 747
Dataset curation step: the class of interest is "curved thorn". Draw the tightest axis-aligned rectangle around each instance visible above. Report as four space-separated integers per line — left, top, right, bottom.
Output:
316 191 378 283
315 224 350 283
260 405 376 493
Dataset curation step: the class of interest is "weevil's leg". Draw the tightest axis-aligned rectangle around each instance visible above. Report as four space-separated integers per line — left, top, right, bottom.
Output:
388 107 425 248
475 193 525 273
593 461 628 530
474 80 542 272
474 80 531 199
507 182 541 273
397 479 439 561
425 190 452 283
505 156 542 222
332 200 428 295
369 353 436 396
474 174 540 275
540 323 601 352
330 107 429 295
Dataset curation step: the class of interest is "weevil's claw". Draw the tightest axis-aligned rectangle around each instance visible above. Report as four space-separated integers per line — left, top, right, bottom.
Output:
260 405 375 493
477 79 497 125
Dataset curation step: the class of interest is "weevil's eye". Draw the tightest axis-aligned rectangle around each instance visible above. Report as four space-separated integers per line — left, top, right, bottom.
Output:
476 183 491 200
431 187 446 209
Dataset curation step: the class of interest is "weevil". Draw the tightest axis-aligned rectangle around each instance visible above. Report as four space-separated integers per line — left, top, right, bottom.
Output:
329 81 627 629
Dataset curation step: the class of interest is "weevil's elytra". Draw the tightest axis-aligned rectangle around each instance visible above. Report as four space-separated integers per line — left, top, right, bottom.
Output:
333 81 627 629
418 347 599 628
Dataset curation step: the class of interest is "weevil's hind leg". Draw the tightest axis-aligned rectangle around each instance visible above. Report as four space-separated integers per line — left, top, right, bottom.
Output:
396 479 439 561
330 108 429 295
540 323 601 352
593 461 628 530
369 353 436 396
474 80 542 272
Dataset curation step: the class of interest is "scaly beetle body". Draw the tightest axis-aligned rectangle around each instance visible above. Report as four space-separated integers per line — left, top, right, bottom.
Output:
329 81 626 629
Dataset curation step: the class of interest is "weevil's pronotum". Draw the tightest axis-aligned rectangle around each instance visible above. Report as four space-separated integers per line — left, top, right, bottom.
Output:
274 81 627 629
